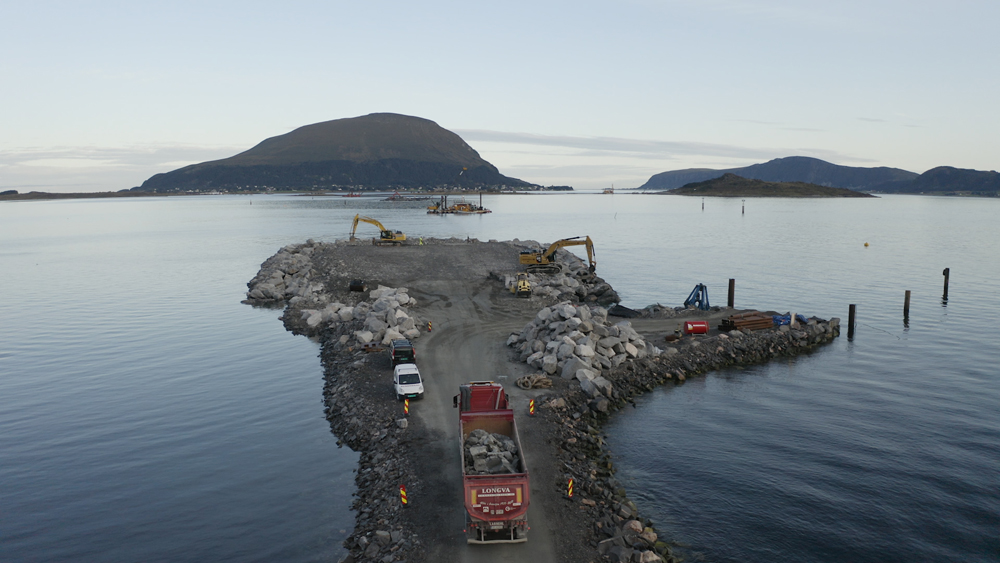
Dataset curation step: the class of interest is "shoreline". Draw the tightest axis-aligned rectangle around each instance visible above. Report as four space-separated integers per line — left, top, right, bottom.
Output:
243 238 840 563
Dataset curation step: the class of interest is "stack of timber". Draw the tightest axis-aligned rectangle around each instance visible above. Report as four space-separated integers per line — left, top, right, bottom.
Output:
719 311 775 331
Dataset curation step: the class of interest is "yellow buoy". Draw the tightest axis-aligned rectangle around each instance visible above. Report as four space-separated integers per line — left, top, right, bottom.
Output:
864 242 869 247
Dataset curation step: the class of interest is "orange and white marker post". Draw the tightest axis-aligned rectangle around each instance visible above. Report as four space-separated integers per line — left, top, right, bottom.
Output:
400 484 408 507
404 398 410 417
568 478 574 498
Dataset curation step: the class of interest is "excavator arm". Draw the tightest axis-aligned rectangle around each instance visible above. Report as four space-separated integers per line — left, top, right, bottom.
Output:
520 236 596 273
350 214 407 244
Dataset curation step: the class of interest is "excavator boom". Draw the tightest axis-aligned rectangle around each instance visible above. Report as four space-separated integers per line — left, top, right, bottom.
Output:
519 236 596 274
350 214 407 245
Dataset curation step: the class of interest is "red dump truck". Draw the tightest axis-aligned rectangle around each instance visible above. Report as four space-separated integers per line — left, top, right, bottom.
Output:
453 382 530 543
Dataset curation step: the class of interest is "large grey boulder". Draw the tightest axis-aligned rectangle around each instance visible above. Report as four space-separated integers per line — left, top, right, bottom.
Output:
591 376 613 397
369 285 394 299
561 356 591 380
527 352 545 368
535 307 552 323
557 343 575 360
625 342 639 357
306 312 323 327
365 316 388 333
542 355 558 374
353 302 371 320
382 329 404 345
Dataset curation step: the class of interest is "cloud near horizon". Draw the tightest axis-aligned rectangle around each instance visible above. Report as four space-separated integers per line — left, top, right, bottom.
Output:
454 129 866 165
0 144 243 192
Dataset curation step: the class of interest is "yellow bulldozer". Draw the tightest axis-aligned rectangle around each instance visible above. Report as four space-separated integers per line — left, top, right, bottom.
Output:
510 273 531 298
519 236 596 274
350 214 406 245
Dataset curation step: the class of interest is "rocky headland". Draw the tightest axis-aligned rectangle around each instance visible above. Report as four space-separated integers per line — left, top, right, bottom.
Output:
660 173 876 198
244 238 840 563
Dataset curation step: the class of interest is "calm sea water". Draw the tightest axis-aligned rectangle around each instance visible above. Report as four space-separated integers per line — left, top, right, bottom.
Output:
2 193 997 562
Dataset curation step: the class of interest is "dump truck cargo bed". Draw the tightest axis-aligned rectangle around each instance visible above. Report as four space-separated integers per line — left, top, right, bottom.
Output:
455 382 530 543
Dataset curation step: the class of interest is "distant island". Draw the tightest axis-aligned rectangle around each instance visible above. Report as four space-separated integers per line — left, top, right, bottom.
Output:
659 173 876 198
640 156 915 191
870 166 1000 196
640 156 999 197
133 113 547 194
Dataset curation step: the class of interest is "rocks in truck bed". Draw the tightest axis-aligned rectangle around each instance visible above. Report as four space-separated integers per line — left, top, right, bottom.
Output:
464 430 520 475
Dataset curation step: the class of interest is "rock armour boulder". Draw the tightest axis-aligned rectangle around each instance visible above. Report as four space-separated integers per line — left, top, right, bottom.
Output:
243 241 422 342
508 300 660 398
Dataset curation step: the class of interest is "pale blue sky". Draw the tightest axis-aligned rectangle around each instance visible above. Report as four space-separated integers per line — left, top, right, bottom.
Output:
2 0 997 191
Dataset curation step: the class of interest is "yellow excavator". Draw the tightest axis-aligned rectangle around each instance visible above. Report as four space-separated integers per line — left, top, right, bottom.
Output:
350 214 406 245
519 236 596 274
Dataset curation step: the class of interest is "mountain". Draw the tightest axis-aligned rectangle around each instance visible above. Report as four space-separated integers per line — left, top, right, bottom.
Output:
662 173 876 198
135 113 535 192
639 156 916 191
872 166 1000 195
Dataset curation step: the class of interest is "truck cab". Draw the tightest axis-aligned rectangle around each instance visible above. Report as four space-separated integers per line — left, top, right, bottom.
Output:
393 363 424 401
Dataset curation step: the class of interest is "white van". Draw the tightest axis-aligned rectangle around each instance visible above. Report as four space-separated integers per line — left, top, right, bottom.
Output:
393 363 424 401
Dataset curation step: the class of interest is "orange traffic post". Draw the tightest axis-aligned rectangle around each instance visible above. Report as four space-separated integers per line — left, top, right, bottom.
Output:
404 398 410 417
529 399 535 416
400 484 408 507
568 478 574 498
427 321 432 332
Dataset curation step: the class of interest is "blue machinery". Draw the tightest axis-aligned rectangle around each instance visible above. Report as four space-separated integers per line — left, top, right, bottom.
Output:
684 283 710 310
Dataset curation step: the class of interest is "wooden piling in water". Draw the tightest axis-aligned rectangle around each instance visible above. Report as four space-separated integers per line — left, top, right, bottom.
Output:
848 304 856 339
728 279 735 308
942 268 950 299
904 290 911 318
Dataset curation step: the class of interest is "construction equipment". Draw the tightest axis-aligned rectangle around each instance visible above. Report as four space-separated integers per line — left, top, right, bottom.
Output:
518 236 596 275
684 283 710 310
350 214 406 245
510 273 531 298
453 382 530 544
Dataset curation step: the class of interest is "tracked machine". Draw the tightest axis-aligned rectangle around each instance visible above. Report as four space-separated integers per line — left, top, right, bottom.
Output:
349 214 406 245
519 236 596 275
510 273 531 298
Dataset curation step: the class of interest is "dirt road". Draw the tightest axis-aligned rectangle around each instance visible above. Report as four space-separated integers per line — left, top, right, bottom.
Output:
405 278 560 562
332 242 578 562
